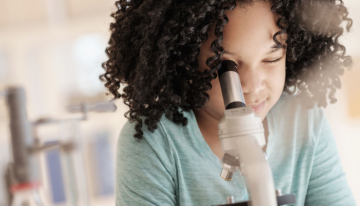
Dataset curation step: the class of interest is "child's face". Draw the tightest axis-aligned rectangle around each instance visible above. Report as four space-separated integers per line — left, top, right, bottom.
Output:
197 1 286 121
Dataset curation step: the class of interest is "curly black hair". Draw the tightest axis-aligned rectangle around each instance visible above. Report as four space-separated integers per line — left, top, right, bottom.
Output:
100 0 352 140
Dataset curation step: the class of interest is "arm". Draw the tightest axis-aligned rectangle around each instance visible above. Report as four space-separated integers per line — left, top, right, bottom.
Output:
116 121 176 206
305 108 357 206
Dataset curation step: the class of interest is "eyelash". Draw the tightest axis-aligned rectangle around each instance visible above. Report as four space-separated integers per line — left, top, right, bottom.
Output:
220 56 283 65
264 57 282 64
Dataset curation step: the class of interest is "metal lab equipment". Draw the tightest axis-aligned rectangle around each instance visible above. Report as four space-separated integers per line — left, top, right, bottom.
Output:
213 60 296 206
2 86 116 206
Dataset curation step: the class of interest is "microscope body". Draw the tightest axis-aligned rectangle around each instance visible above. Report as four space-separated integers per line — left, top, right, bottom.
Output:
218 106 276 206
214 60 295 206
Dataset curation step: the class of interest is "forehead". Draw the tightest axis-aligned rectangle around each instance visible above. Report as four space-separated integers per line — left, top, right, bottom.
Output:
221 1 280 54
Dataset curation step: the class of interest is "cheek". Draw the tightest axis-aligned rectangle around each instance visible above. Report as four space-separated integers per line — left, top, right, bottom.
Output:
261 65 286 118
274 69 286 91
265 64 286 94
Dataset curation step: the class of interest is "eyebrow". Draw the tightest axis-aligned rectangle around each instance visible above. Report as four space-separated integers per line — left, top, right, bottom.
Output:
222 44 284 55
267 44 285 54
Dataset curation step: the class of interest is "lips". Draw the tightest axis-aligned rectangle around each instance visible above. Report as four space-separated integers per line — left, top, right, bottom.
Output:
250 100 265 114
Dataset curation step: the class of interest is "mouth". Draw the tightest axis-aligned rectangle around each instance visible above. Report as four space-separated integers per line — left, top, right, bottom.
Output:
250 100 265 114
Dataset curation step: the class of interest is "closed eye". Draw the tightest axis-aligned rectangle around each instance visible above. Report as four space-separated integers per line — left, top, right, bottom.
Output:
264 57 282 64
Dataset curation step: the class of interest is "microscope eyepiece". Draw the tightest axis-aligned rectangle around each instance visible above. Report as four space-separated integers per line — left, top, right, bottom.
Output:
218 60 238 77
218 60 246 109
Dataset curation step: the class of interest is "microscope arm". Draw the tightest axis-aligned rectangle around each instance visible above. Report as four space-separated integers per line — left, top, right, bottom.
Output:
221 134 277 206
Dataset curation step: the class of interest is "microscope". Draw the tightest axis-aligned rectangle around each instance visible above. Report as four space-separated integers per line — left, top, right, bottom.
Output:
213 60 296 206
2 86 116 206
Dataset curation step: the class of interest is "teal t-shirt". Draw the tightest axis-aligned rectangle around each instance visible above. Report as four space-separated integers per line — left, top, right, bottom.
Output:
115 93 357 206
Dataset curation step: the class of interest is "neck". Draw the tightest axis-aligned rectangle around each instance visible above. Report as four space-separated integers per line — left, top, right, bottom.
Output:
193 109 221 140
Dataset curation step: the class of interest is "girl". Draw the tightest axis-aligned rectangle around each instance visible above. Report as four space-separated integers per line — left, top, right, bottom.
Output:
101 0 357 205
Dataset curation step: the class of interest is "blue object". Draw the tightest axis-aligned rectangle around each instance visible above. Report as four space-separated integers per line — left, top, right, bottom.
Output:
45 141 66 203
93 132 115 196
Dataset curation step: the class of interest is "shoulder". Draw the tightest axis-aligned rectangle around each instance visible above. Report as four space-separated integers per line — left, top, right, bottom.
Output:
116 117 178 205
118 114 175 159
271 92 326 124
117 108 194 170
269 92 327 146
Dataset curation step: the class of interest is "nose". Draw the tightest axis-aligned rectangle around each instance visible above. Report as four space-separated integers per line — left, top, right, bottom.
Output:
239 67 266 95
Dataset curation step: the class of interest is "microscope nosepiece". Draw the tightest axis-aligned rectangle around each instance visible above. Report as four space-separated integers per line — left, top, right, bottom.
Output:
220 153 241 181
220 168 234 181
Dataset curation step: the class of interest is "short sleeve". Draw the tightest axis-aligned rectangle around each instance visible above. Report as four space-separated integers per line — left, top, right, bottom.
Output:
115 121 176 206
305 107 357 205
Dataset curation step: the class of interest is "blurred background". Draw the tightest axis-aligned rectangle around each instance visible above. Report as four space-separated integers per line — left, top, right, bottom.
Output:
0 0 359 205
